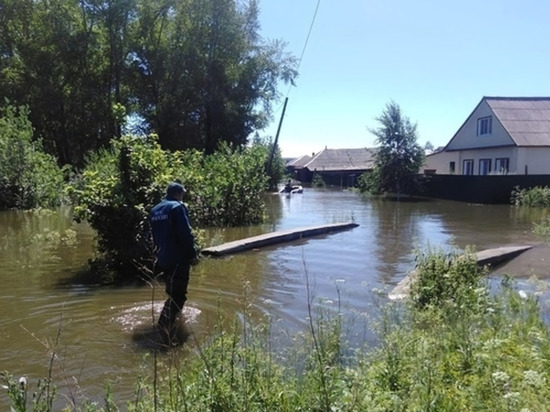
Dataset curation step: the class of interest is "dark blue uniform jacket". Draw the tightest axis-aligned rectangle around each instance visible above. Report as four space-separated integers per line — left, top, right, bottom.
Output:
150 197 197 268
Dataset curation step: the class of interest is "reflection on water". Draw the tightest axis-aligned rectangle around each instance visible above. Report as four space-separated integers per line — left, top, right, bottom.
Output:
0 191 546 408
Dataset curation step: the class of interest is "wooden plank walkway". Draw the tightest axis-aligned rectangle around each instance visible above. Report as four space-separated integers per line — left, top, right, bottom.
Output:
388 245 534 300
201 222 359 257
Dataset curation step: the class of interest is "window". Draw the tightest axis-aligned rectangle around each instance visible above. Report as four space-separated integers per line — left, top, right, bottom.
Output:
479 158 491 175
477 116 492 136
449 161 455 174
495 158 509 174
463 159 474 175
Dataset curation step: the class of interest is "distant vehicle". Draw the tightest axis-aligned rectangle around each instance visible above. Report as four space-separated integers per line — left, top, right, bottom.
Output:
279 184 303 194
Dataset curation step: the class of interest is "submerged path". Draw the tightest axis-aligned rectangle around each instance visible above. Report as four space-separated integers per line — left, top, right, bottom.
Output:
388 245 534 300
201 222 359 257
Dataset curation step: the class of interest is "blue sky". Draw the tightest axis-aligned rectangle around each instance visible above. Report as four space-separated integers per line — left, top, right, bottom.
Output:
257 0 549 158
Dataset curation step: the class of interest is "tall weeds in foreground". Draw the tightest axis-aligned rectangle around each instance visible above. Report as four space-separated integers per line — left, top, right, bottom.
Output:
534 216 550 242
5 248 550 410
1 314 62 412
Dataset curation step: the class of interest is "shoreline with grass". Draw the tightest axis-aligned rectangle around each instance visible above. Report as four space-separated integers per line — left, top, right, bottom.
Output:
4 242 550 411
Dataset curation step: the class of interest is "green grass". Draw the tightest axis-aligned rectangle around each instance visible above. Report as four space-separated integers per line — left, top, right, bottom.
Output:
4 248 550 411
534 216 550 242
511 185 550 207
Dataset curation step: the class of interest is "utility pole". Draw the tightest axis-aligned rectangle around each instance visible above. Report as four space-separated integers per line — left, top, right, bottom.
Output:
266 97 289 189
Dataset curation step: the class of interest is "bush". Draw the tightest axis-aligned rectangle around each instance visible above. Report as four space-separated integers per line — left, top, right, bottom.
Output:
0 103 66 209
311 172 325 187
410 246 488 310
511 185 550 207
189 143 269 227
252 135 286 191
357 168 382 194
68 135 269 280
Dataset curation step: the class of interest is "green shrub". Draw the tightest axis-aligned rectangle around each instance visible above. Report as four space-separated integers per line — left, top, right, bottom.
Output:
410 246 488 310
251 135 286 191
189 143 269 227
511 185 550 207
67 135 168 279
364 277 550 411
0 103 66 209
68 135 269 280
311 172 325 187
357 168 383 194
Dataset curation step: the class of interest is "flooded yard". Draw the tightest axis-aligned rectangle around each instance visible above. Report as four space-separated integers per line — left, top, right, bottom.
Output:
0 188 547 408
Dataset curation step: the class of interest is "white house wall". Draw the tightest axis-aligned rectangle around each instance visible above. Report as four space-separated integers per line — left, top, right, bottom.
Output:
422 151 460 174
517 147 550 174
456 146 518 175
426 146 550 175
446 100 516 150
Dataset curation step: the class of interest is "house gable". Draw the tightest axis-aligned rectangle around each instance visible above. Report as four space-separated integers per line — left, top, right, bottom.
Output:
445 98 516 151
429 97 550 175
286 154 312 168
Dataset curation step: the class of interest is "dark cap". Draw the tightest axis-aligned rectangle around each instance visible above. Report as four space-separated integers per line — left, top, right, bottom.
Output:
166 182 186 197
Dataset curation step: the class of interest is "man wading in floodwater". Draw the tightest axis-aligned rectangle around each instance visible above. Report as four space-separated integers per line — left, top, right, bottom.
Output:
150 182 199 341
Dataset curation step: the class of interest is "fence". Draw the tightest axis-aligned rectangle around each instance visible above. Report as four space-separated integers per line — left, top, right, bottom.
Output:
418 174 550 204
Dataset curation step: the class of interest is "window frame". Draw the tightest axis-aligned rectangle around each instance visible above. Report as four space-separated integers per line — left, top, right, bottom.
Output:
477 116 492 136
479 158 492 175
462 159 474 175
495 157 509 174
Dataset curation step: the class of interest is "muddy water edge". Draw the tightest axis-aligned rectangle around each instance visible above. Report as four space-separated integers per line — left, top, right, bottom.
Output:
0 188 547 408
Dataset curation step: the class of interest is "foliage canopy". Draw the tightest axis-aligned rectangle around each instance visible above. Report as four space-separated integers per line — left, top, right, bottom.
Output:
359 101 424 195
0 0 297 165
0 103 66 209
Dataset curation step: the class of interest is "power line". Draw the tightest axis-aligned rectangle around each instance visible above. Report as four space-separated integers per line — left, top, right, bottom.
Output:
285 0 321 98
269 0 322 141
297 0 321 77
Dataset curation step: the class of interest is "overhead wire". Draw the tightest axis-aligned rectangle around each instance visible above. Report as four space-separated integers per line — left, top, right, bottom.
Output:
266 0 321 164
284 0 322 98
265 0 321 149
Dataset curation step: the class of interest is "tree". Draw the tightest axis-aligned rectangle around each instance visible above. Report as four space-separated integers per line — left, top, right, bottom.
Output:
424 141 434 153
126 0 297 154
0 0 128 166
0 0 297 165
0 103 65 209
363 101 424 195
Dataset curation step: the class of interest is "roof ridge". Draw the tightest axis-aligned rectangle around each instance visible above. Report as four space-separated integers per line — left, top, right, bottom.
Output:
484 96 550 101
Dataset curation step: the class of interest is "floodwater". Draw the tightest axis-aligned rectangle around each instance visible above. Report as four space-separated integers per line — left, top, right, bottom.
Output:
1 188 548 408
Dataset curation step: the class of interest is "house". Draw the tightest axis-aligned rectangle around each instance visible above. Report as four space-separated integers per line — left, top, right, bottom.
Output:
289 147 375 186
285 154 312 178
424 96 550 175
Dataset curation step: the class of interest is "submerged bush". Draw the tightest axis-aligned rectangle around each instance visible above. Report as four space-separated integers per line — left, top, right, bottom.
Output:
311 172 325 188
0 104 66 209
410 246 488 310
512 186 550 243
188 142 269 227
68 135 269 280
357 168 383 194
511 185 550 207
